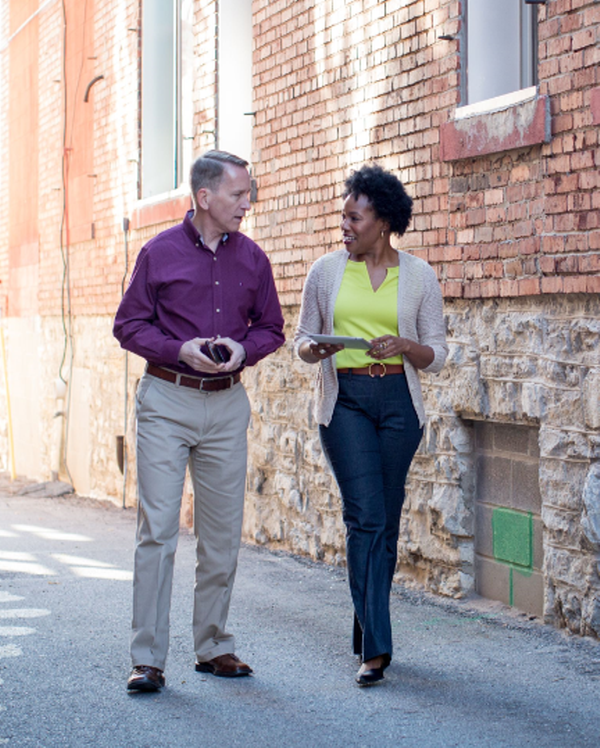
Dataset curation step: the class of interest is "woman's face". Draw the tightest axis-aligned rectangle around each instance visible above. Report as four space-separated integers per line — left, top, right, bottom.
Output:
341 193 387 255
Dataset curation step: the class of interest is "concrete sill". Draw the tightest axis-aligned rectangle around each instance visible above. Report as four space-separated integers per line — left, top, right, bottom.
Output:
440 90 551 162
131 191 192 230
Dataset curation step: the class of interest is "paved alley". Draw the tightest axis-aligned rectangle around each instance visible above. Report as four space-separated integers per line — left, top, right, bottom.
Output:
1 476 599 748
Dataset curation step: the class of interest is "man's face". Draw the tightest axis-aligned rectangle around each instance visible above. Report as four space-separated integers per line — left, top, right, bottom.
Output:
204 163 251 234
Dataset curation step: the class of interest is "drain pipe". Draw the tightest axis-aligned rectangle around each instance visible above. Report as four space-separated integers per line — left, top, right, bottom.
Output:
118 216 130 508
51 377 67 481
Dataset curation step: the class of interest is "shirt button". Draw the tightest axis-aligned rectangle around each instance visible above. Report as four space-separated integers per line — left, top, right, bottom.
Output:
213 256 217 261
215 281 219 285
216 309 220 313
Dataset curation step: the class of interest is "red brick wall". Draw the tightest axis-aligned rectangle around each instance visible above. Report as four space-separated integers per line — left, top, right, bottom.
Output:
63 0 96 246
3 0 596 324
538 0 600 293
251 0 599 307
7 0 39 317
32 0 143 321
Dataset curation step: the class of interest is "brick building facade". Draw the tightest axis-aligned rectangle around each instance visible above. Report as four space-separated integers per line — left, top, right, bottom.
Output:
0 0 599 636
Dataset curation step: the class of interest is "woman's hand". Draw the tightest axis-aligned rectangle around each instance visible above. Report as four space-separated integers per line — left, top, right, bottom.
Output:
299 340 344 364
368 335 434 370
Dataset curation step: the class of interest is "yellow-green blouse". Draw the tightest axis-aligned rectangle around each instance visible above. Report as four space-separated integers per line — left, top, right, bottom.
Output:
334 260 404 368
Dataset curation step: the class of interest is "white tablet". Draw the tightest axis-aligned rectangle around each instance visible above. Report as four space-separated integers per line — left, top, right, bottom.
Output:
310 334 371 349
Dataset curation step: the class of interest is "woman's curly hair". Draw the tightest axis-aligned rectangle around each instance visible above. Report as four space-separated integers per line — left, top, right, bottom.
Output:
343 164 413 237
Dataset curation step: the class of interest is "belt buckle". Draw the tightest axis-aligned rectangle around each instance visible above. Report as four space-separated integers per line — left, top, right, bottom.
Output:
368 362 387 378
199 374 234 391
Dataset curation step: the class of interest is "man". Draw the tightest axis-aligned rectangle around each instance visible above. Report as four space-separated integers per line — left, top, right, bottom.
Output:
114 151 285 692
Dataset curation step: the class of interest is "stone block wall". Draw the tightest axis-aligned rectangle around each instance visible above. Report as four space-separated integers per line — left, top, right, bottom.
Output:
244 294 600 635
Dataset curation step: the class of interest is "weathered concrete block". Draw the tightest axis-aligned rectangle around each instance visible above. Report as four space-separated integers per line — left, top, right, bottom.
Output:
512 459 542 514
544 548 592 591
538 458 588 512
582 595 600 638
429 483 472 538
542 506 583 549
475 555 511 607
548 584 584 634
543 387 585 429
448 365 485 416
512 568 544 618
540 427 594 461
583 369 600 430
475 503 494 558
521 382 547 421
581 462 600 550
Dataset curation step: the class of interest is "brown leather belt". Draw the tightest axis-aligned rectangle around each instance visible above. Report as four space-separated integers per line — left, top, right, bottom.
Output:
337 363 404 378
147 364 241 392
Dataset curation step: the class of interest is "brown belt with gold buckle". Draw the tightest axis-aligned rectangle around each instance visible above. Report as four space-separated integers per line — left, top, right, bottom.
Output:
146 364 241 392
337 363 404 378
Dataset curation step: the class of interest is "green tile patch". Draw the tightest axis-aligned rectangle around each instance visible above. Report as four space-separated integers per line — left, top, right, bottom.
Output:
492 507 533 569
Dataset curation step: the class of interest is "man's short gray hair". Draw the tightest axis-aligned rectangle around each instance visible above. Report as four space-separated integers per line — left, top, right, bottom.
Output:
190 151 249 203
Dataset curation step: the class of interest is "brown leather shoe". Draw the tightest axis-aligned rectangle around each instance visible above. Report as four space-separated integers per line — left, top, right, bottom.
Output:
195 653 253 678
127 665 165 692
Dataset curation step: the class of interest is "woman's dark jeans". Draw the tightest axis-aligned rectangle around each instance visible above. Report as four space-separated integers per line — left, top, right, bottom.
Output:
319 371 423 664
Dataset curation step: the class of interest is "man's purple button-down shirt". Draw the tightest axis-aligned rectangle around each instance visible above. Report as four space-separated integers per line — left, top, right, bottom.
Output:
114 212 285 376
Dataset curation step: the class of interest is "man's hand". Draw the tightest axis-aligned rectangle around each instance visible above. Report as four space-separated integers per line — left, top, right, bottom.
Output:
178 338 225 374
213 337 247 372
178 337 247 374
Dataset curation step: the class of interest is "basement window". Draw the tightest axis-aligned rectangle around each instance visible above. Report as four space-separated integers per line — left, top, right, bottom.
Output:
473 422 543 618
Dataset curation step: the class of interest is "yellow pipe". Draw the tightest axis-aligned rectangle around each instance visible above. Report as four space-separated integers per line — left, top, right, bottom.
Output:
0 317 16 480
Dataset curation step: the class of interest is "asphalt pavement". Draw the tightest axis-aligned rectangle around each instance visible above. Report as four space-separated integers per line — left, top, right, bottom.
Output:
1 474 600 748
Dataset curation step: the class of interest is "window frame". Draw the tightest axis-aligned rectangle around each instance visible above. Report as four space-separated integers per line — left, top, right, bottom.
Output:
461 0 539 110
140 0 194 200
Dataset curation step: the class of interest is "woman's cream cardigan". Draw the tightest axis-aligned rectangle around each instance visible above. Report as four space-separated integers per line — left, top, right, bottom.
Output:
294 249 448 427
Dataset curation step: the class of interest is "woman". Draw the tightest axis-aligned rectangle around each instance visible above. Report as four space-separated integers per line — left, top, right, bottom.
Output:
294 164 448 686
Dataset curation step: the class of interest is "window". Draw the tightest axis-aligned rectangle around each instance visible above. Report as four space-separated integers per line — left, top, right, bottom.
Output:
141 0 194 199
217 0 253 162
465 0 538 107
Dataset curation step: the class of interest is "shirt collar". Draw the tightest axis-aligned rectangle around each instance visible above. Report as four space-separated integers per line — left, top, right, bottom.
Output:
183 210 229 247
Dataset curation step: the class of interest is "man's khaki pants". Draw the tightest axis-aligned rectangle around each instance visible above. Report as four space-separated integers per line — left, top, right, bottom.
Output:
130 373 251 671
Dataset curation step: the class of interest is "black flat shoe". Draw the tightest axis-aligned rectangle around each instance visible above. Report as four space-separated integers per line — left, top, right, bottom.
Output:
355 666 385 686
